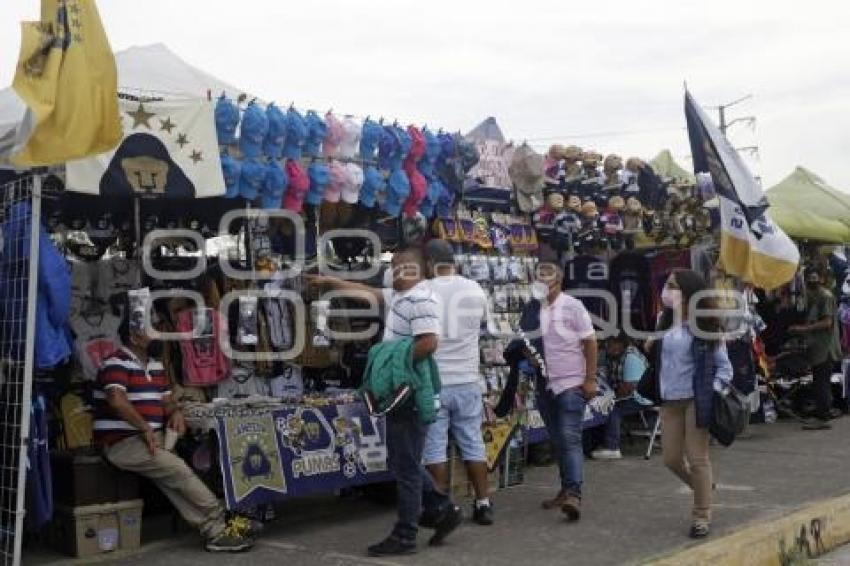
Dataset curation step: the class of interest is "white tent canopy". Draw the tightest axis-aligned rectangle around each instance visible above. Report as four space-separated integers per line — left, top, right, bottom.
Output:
0 43 258 163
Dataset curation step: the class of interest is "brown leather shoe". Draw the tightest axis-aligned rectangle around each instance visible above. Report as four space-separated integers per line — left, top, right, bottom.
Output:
541 490 568 510
561 495 581 521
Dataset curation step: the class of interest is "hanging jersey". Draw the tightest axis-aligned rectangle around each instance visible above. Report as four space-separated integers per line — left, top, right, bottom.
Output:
177 309 230 387
269 364 305 399
562 254 609 323
70 310 121 381
216 363 270 399
96 257 140 302
609 252 653 332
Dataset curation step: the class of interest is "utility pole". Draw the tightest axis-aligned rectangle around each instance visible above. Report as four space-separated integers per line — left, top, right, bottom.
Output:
717 94 754 136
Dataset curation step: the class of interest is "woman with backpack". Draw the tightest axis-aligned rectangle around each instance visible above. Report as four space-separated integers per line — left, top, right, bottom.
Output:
648 270 733 539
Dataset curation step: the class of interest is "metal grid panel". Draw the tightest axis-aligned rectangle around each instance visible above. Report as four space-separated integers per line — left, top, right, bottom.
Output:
0 175 40 566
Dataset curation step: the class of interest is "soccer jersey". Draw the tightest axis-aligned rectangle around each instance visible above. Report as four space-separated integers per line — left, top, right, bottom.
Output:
93 347 171 447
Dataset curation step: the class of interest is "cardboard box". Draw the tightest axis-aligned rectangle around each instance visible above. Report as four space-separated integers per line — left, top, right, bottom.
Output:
52 499 143 558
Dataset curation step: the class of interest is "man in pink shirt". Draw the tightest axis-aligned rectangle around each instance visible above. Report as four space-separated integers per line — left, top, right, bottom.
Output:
531 262 597 521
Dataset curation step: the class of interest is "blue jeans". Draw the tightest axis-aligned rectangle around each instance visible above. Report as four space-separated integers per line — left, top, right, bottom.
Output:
603 398 650 450
537 387 586 497
386 402 451 542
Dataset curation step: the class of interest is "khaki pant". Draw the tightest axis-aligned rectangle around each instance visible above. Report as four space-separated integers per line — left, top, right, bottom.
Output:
661 400 712 522
104 433 226 539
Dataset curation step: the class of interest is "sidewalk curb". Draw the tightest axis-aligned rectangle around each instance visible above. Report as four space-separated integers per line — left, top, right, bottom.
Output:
644 492 850 566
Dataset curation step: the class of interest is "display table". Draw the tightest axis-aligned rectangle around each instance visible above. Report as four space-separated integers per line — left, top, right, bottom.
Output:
184 399 392 510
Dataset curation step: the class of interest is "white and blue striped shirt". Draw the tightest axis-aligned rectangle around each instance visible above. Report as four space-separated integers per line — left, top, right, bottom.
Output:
382 281 441 342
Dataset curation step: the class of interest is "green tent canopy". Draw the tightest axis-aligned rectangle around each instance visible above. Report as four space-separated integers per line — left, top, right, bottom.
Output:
649 149 695 184
766 167 850 243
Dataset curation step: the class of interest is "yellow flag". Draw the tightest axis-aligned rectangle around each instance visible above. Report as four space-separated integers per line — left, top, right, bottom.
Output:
11 0 121 167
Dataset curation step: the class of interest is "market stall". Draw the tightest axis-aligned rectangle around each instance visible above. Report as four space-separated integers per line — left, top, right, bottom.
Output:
1 41 822 561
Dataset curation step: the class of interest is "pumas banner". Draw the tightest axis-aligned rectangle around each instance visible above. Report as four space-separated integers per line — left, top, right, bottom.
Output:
685 90 798 290
215 401 391 510
66 98 225 199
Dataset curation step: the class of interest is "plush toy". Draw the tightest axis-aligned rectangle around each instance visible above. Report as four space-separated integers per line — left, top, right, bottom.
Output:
623 196 644 233
546 144 566 183
546 191 565 212
580 200 600 233
603 154 624 189
567 195 583 214
563 145 584 180
622 157 643 197
580 150 603 181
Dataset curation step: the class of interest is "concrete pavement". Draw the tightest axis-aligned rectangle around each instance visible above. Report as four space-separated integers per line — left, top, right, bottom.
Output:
26 417 850 565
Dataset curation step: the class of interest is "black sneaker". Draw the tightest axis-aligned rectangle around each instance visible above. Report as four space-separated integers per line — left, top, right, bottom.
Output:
472 502 494 526
429 505 462 546
367 536 417 557
205 530 254 553
206 517 255 553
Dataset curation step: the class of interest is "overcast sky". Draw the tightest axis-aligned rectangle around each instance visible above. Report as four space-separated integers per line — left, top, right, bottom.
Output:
2 0 849 189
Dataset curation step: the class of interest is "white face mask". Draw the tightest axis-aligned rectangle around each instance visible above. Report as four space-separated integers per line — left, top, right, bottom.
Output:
532 281 550 301
661 287 682 310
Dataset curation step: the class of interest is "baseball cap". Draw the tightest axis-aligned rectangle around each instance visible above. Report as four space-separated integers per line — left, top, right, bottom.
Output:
220 153 242 199
305 162 331 206
283 159 310 213
509 145 545 213
420 179 443 218
261 161 288 210
215 95 239 146
263 104 288 160
436 181 455 218
383 169 411 216
303 111 327 158
423 128 441 162
359 118 382 161
402 163 427 218
394 126 412 163
239 158 265 200
324 162 347 204
283 108 307 160
378 126 398 170
405 126 426 165
341 162 364 204
339 116 361 159
360 166 385 208
238 102 269 159
322 112 344 158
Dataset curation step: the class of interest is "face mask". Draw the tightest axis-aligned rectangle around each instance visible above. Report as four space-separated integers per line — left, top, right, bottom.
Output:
531 281 550 301
661 287 682 309
382 268 394 289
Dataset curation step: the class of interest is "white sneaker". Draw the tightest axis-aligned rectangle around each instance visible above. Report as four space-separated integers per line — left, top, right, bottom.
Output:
592 449 622 460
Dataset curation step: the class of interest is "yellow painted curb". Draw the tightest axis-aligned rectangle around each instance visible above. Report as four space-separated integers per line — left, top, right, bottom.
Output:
645 492 850 566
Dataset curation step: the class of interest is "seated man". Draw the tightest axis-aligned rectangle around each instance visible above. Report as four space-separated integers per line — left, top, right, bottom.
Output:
94 313 253 553
592 332 653 460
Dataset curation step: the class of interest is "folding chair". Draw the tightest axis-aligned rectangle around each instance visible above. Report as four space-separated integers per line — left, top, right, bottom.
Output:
625 406 662 460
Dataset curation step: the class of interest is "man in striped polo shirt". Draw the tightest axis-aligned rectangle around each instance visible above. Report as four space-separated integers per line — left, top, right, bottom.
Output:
310 247 462 556
95 313 253 553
